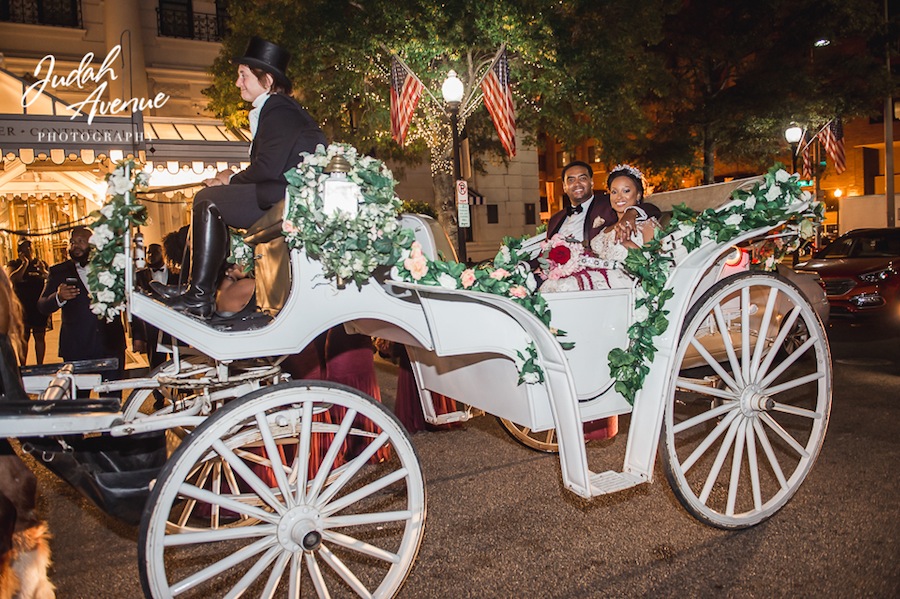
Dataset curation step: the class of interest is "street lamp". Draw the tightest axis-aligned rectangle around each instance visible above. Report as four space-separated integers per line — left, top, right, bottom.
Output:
442 70 467 264
784 124 803 174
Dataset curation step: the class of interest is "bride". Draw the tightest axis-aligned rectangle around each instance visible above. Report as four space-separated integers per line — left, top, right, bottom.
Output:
541 164 657 292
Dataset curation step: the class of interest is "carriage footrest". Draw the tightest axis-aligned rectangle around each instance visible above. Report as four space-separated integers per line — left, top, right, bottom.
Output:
588 471 646 496
0 398 121 416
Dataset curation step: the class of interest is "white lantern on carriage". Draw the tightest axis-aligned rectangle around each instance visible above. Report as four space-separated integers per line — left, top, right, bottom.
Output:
322 153 362 216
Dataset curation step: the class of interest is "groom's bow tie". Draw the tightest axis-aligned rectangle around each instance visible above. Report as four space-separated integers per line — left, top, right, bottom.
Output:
566 204 583 216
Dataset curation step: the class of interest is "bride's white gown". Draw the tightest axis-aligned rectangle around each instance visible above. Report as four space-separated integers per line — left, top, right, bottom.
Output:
540 228 641 293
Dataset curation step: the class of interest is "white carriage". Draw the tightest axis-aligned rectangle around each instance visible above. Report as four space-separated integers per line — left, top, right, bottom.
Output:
0 154 830 598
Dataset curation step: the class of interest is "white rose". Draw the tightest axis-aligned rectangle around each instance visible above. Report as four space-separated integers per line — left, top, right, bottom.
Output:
522 371 540 385
107 172 132 196
633 305 650 321
98 271 116 288
112 253 127 270
744 195 756 210
100 204 115 218
91 303 106 316
801 191 813 202
96 289 116 303
525 272 537 293
437 273 458 289
725 213 743 226
89 224 114 248
775 169 790 183
499 246 511 263
765 184 782 202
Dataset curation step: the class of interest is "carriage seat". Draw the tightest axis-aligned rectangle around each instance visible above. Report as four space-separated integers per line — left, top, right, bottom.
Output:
243 200 290 315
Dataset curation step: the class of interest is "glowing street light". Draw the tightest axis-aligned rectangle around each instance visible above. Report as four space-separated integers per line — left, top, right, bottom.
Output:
442 70 467 263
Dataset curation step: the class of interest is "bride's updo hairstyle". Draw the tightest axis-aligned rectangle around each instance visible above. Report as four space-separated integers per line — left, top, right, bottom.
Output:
606 164 645 203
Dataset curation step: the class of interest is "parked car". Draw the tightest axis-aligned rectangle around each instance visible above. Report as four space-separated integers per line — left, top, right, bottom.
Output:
796 228 900 322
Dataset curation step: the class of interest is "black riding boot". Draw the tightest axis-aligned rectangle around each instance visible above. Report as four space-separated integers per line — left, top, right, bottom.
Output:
162 200 227 318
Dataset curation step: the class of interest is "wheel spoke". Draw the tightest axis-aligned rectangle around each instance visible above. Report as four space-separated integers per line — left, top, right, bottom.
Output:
317 543 373 599
294 400 314 505
759 412 809 458
178 460 213 527
740 287 751 384
326 510 414 528
289 552 301 599
675 378 739 402
752 417 788 489
672 399 736 435
261 550 291 599
256 412 295 509
745 421 763 512
178 482 277 523
322 530 400 563
308 408 359 502
756 306 801 381
711 304 744 388
164 524 276 547
699 416 742 505
763 371 824 396
749 288 779 381
212 438 287 515
726 419 748 517
171 536 276 596
305 552 331 599
771 402 822 420
680 410 740 473
322 468 409 517
316 432 390 507
689 336 741 392
223 545 282 599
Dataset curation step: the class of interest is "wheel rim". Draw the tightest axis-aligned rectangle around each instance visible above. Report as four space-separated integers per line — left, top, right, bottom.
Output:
664 273 831 528
140 382 426 598
497 418 559 453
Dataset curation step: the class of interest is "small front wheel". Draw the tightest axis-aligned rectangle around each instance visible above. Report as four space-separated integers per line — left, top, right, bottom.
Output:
140 381 426 598
497 417 559 453
662 272 831 529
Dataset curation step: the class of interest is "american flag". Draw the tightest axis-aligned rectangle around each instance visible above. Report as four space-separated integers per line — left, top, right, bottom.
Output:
817 119 846 174
481 49 517 157
801 131 813 180
390 57 424 146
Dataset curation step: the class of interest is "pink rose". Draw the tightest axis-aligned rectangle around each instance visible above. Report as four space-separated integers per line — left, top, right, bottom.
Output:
409 241 424 259
509 285 527 298
404 253 428 280
283 220 297 234
460 268 476 288
490 268 510 280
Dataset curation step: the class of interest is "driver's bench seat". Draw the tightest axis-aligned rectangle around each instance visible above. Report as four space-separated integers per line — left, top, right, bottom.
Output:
243 200 291 316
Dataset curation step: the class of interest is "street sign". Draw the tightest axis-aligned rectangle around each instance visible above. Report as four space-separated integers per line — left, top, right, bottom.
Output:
456 179 470 227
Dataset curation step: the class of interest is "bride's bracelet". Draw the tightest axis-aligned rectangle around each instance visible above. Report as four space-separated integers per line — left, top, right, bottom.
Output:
578 256 620 270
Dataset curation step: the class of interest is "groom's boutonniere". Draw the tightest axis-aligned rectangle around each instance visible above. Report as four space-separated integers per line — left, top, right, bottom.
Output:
592 216 605 229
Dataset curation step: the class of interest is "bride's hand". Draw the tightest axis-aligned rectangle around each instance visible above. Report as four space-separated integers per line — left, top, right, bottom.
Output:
614 210 638 243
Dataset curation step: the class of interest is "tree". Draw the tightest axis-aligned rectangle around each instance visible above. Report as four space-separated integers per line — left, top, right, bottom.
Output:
204 0 668 240
640 0 891 184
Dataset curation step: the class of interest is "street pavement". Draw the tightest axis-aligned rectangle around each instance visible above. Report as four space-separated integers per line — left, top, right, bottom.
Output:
14 318 900 598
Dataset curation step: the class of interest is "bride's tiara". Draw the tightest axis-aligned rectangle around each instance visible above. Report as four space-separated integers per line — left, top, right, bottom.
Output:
610 164 644 181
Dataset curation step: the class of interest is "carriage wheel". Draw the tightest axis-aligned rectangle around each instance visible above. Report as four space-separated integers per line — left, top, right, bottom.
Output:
496 417 560 453
662 271 831 529
139 381 426 598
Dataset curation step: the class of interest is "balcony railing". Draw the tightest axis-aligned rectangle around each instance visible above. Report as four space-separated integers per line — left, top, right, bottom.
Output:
1 0 82 28
156 7 224 42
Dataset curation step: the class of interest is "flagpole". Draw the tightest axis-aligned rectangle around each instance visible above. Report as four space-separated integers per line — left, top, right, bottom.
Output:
464 44 506 113
385 48 443 108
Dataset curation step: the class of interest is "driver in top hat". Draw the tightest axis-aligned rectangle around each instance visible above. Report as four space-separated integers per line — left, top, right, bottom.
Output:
158 37 326 318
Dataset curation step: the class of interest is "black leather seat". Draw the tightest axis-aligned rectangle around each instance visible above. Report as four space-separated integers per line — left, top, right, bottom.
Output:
243 200 291 315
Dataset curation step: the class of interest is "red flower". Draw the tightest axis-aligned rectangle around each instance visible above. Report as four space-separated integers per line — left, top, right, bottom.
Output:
548 245 571 265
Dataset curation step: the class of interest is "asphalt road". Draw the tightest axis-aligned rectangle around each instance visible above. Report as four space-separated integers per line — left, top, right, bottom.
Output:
16 318 900 598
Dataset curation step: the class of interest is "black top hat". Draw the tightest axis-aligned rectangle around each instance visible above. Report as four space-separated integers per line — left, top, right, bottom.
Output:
233 36 291 89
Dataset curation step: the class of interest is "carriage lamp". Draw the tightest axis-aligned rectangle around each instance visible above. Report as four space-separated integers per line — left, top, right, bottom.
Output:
322 154 361 216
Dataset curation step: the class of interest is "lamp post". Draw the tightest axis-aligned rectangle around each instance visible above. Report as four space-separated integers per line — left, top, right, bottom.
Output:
784 124 803 175
442 70 467 264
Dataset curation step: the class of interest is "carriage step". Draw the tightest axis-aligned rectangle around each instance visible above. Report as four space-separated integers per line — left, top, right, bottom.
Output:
588 471 646 495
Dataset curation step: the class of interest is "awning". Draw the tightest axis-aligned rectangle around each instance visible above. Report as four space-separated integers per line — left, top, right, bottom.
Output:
144 116 250 172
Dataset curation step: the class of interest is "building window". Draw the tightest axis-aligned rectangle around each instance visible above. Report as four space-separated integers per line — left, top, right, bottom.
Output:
1 0 82 28
487 205 499 224
587 145 602 163
157 0 224 41
539 196 548 212
524 203 536 225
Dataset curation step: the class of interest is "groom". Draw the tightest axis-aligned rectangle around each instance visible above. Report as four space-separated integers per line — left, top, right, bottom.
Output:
546 160 660 245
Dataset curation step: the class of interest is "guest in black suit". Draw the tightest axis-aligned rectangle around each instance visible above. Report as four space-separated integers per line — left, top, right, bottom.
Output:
37 226 125 378
160 36 326 318
546 160 661 245
133 244 178 369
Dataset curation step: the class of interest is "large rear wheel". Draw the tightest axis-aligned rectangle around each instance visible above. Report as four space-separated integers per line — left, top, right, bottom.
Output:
662 272 831 529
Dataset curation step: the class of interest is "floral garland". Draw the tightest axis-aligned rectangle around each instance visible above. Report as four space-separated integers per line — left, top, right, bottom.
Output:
282 143 414 286
88 159 148 322
228 230 255 273
607 164 823 405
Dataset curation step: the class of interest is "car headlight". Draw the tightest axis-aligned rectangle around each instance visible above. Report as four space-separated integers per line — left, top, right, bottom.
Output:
858 267 896 283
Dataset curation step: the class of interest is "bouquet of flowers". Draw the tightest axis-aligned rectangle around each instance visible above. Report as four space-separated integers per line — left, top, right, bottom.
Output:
539 235 587 280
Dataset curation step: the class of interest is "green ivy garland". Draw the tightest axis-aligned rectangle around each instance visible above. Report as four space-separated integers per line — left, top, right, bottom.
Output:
88 159 148 322
608 164 823 405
